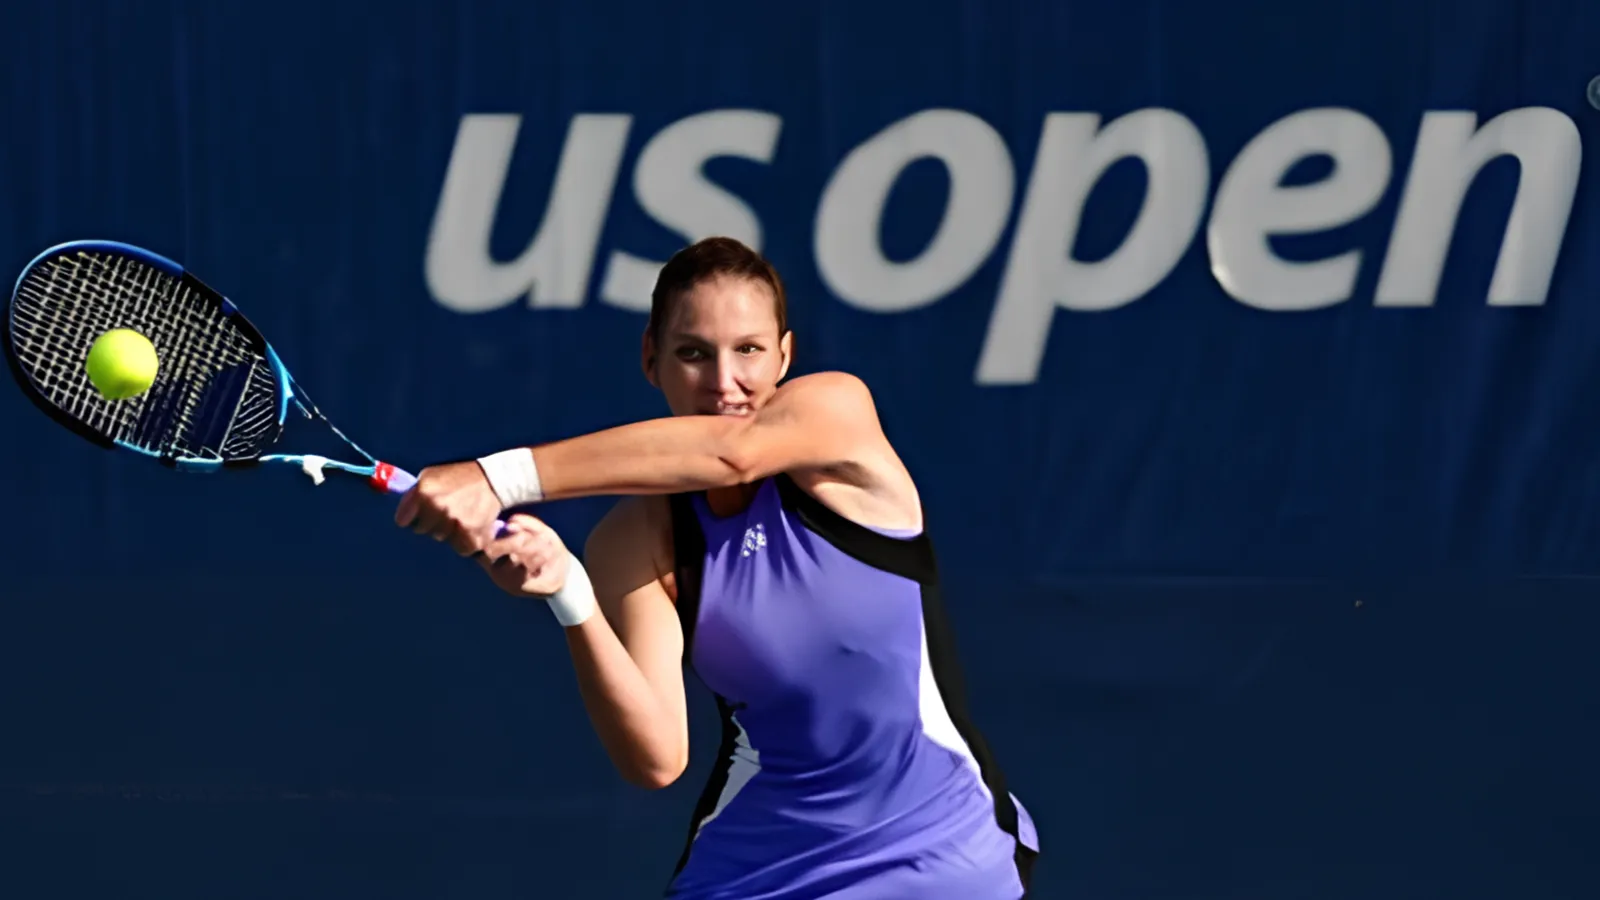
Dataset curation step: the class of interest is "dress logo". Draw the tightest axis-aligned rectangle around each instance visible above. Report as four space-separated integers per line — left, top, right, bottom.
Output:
741 523 767 557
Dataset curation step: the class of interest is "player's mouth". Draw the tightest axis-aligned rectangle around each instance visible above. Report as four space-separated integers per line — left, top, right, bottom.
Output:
712 402 752 416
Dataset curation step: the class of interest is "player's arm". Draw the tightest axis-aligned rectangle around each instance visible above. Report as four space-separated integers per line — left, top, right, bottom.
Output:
394 371 898 553
519 371 885 501
564 497 689 790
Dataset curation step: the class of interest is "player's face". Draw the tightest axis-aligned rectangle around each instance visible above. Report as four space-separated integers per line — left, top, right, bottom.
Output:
645 276 791 418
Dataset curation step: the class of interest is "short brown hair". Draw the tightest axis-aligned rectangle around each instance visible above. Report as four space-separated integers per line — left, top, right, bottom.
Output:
646 237 788 344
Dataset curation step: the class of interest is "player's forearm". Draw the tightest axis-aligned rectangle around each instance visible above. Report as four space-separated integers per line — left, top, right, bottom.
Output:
529 415 752 501
563 616 688 790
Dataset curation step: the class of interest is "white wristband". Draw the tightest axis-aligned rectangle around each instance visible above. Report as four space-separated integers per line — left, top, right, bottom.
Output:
476 447 545 508
543 551 597 627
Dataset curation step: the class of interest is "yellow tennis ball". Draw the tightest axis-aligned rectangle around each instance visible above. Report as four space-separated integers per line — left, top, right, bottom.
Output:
85 328 159 400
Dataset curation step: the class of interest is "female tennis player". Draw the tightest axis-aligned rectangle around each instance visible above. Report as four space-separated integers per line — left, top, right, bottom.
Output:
395 237 1039 898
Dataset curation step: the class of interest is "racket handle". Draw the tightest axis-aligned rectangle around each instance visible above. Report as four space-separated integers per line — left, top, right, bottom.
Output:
374 462 418 494
372 462 510 536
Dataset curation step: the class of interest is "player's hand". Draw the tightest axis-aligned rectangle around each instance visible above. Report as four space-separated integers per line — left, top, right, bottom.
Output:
476 513 570 598
395 460 503 556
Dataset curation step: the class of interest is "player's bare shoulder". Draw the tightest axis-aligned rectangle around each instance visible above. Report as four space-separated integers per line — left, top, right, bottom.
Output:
772 370 889 466
584 495 678 604
774 370 879 418
778 371 922 530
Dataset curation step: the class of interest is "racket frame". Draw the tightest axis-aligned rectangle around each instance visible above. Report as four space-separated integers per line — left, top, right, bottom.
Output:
4 239 411 494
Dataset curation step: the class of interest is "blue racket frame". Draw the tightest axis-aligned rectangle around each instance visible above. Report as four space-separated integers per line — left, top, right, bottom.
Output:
4 239 418 496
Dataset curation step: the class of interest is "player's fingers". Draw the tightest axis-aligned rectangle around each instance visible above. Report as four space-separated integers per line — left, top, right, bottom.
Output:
420 510 456 543
480 531 528 566
475 555 526 596
449 527 483 557
477 546 518 573
506 513 546 534
408 503 438 536
515 515 563 546
394 487 418 528
481 524 508 554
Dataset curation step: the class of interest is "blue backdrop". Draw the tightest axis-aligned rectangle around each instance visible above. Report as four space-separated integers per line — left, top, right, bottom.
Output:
2 1 1598 897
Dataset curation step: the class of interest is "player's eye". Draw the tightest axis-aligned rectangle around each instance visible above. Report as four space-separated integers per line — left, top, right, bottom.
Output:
675 346 709 361
737 344 762 355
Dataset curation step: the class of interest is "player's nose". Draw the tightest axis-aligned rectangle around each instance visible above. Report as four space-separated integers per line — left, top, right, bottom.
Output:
712 359 742 394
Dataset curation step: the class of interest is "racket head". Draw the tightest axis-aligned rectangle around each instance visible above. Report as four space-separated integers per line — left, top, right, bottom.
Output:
4 240 293 470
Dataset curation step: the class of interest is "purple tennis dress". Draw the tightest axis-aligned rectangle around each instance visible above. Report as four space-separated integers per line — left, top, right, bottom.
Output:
663 474 1038 899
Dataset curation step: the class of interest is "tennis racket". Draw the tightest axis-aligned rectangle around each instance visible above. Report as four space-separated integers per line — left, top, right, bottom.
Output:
4 239 503 530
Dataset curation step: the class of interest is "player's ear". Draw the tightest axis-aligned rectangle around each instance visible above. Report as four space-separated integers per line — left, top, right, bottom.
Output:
640 330 660 388
777 330 794 382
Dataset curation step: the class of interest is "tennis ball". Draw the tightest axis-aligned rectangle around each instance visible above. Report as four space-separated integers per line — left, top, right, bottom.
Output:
85 328 159 400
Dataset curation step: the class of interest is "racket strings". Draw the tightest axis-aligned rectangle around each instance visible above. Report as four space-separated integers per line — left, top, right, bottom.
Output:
219 359 283 458
9 251 281 461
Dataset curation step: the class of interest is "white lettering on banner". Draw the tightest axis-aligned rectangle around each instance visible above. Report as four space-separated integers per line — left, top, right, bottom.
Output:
423 104 1583 383
1374 108 1581 308
815 109 1015 312
976 109 1210 384
1207 108 1392 312
426 114 631 312
600 110 783 311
